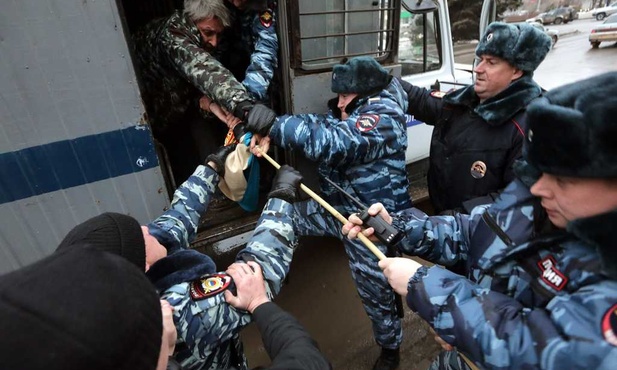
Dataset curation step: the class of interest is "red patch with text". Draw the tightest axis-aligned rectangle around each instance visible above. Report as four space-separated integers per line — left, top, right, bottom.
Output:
602 303 617 346
355 114 380 132
189 273 232 301
260 9 274 28
537 256 567 291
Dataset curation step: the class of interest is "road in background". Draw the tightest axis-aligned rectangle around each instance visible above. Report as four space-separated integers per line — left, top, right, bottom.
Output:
455 18 617 89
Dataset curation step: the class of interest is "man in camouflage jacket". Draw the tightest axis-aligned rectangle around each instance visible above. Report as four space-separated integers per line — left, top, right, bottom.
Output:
132 0 277 184
245 57 412 370
133 0 252 133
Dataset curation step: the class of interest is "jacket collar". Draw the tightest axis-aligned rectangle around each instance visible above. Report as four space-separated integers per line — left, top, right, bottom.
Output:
568 209 617 279
443 74 543 126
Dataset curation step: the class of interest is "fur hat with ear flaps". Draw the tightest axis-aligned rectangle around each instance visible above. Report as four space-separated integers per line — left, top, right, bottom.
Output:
525 72 617 280
331 56 391 95
524 72 617 178
475 22 551 73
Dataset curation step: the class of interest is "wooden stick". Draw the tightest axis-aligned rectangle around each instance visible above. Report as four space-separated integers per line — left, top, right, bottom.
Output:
204 99 386 260
256 148 386 261
208 100 477 367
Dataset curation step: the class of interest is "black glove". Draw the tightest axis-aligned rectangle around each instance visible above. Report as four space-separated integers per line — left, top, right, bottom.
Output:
267 165 303 203
205 144 236 177
233 100 253 120
232 124 248 142
246 104 276 136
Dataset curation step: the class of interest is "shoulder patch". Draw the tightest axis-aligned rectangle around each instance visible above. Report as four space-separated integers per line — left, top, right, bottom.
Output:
189 273 232 301
259 9 274 28
602 303 617 346
537 256 568 291
430 91 447 99
356 114 380 132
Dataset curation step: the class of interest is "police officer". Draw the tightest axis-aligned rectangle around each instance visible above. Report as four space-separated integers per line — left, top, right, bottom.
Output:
400 22 551 214
343 72 617 369
245 56 412 370
217 0 278 102
56 146 305 370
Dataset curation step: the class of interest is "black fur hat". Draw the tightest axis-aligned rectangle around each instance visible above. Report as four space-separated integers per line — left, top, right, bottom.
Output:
475 22 551 73
524 72 617 178
331 56 390 95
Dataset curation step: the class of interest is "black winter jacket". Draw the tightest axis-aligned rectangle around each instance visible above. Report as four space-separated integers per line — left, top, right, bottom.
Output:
400 75 543 213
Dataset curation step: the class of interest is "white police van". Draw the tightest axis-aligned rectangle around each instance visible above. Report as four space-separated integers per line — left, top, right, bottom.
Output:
0 0 496 272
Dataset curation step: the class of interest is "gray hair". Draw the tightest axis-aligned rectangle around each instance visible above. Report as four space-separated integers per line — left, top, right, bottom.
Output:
184 0 231 27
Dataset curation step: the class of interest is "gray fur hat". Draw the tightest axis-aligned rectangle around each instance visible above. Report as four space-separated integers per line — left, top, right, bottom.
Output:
475 22 551 73
524 72 617 178
331 56 390 95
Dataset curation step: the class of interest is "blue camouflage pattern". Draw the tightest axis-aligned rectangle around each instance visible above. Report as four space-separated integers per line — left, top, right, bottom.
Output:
269 77 412 349
392 172 617 369
147 165 296 370
236 2 278 101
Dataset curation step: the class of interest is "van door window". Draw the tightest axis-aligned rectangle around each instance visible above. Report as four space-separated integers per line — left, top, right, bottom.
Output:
293 0 396 70
399 9 443 76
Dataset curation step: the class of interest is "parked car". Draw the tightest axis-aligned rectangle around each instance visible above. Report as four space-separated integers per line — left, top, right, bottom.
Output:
528 22 560 47
592 3 617 21
589 13 617 48
526 7 575 25
516 22 559 48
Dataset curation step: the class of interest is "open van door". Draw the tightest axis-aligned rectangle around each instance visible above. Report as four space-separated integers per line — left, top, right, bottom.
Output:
480 0 498 37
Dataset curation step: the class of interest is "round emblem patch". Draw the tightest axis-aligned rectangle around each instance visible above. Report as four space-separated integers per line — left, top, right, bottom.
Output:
356 114 380 132
259 9 273 28
189 273 232 301
602 303 617 346
486 33 494 42
470 160 487 179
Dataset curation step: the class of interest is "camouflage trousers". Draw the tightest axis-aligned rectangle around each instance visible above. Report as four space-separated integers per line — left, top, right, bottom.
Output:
428 350 474 370
291 199 403 349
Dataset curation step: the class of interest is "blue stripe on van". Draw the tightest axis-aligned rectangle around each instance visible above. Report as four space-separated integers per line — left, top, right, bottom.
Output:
0 126 159 204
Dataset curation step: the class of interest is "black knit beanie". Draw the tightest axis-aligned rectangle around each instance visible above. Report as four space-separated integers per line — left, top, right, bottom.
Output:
56 212 146 270
0 247 162 370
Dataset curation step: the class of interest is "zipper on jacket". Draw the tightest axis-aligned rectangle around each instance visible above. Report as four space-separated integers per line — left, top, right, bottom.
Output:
482 211 516 248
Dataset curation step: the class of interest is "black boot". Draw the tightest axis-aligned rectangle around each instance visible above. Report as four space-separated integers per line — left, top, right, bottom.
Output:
372 347 400 370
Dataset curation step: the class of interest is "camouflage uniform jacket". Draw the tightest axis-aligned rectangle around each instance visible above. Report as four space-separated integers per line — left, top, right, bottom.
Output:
269 77 412 214
392 168 617 369
146 165 296 370
133 11 252 131
218 2 278 101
